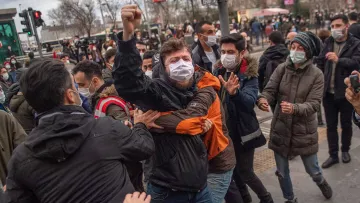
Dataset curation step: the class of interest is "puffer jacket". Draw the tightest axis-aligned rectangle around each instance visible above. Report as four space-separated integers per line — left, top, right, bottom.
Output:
155 70 236 173
214 56 266 152
261 58 324 157
113 33 208 192
9 93 36 134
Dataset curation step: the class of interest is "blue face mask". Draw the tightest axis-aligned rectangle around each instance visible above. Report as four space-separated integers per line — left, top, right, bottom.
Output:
290 50 307 64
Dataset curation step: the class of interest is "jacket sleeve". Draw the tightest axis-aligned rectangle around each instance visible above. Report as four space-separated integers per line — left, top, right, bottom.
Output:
107 120 155 162
293 71 324 117
229 77 259 109
337 43 360 72
313 40 328 72
106 104 130 121
261 65 284 105
8 113 26 148
153 87 215 135
112 33 163 110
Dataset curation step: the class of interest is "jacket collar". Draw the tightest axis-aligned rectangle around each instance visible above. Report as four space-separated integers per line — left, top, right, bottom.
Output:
195 41 221 60
214 55 259 78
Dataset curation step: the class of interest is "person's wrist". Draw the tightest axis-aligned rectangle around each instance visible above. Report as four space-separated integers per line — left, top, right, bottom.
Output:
123 31 133 41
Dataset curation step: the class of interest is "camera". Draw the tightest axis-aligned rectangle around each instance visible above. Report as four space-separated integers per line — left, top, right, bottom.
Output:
350 74 360 93
75 38 89 50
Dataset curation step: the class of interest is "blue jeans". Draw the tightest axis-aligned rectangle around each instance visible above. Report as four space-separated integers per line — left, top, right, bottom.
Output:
147 183 213 203
207 169 233 203
274 152 324 200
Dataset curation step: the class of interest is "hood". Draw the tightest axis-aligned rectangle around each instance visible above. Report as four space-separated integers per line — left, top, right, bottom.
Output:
24 105 95 162
9 94 25 113
99 84 119 98
214 55 259 78
263 44 290 60
196 71 221 91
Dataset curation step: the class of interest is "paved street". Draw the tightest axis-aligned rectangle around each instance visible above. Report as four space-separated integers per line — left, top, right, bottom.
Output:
254 107 360 203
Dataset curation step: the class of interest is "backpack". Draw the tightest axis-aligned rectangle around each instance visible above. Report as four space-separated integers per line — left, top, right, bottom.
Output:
264 57 287 88
94 96 133 119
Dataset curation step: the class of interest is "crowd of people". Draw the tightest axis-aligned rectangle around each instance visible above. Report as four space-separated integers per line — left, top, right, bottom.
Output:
1 4 360 203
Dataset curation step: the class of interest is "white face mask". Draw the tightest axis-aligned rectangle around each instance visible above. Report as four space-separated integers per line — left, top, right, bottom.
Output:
78 81 93 98
71 90 83 107
331 28 345 40
221 54 238 71
140 53 144 59
205 35 217 47
0 89 5 104
290 50 307 64
1 73 9 81
93 46 97 51
11 60 16 64
5 64 10 69
145 70 153 78
169 59 194 82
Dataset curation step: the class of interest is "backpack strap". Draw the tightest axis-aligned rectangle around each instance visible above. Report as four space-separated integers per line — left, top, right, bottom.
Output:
94 96 133 119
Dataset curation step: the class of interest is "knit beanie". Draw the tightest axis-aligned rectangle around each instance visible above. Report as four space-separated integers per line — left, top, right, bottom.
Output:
292 31 322 58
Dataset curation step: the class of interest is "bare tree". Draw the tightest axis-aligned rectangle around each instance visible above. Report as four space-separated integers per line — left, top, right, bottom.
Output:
57 0 96 37
102 0 130 27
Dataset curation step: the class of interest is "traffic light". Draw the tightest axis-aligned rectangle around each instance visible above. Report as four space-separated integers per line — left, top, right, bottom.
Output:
32 10 44 27
19 10 32 36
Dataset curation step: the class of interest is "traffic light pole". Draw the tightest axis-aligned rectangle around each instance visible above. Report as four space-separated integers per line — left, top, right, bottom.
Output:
217 0 230 36
28 8 43 57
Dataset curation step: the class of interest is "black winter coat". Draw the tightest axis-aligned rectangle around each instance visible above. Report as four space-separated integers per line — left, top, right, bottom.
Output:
113 33 208 192
6 105 154 203
314 34 360 99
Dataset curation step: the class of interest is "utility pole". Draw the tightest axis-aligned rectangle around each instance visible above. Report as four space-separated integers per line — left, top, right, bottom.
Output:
98 0 106 30
218 0 230 36
143 0 152 37
28 8 43 57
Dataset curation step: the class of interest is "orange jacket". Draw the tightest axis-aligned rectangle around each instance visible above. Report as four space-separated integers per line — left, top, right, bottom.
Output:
155 71 236 173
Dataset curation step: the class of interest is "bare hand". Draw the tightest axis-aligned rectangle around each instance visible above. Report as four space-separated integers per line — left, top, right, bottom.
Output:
280 101 294 114
134 109 163 129
218 72 240 95
258 98 270 112
326 52 339 63
123 120 133 129
202 119 213 134
345 71 360 114
121 5 142 41
124 192 151 203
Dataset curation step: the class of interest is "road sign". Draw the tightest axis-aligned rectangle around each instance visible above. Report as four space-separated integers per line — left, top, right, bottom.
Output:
202 0 217 6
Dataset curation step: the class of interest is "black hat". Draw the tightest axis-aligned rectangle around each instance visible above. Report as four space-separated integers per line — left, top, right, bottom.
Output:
292 32 322 58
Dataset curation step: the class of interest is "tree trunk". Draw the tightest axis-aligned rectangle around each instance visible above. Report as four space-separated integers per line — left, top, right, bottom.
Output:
190 0 195 20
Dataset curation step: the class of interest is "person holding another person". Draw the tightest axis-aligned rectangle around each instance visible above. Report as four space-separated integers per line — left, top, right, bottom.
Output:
258 32 332 203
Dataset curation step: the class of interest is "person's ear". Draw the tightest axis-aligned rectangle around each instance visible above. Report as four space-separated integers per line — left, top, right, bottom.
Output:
64 89 76 105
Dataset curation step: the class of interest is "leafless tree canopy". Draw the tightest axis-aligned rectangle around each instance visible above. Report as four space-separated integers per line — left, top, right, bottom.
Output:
48 0 96 37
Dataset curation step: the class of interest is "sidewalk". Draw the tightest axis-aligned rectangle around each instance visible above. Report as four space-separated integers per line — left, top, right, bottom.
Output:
252 124 360 203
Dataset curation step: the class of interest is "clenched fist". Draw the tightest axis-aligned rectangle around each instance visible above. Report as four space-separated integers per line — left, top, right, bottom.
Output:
121 5 142 41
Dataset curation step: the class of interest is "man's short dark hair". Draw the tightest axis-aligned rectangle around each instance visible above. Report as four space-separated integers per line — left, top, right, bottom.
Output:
59 53 69 60
143 50 156 60
136 41 146 46
20 58 72 113
269 31 285 45
28 52 34 59
348 12 358 21
220 33 246 52
104 48 117 62
72 60 103 80
196 21 213 34
160 38 190 61
331 14 349 24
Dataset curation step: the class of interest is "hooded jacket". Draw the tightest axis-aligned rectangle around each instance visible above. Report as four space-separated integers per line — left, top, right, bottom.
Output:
0 111 26 186
113 33 208 192
260 58 324 157
6 105 155 203
154 70 236 173
258 44 289 92
314 34 360 99
214 56 266 152
9 93 36 134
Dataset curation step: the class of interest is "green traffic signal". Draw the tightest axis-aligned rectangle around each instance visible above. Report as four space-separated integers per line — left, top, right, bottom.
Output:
28 32 32 36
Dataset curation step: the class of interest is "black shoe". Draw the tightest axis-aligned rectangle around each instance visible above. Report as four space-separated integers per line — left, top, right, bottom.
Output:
321 157 339 169
242 194 252 203
317 179 333 199
342 152 351 163
285 197 298 203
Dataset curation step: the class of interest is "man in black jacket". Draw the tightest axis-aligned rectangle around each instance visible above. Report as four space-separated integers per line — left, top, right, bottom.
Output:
348 12 360 39
6 58 158 203
314 14 360 169
258 31 289 94
113 5 212 203
192 21 221 74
